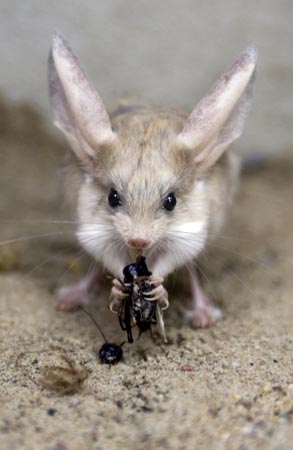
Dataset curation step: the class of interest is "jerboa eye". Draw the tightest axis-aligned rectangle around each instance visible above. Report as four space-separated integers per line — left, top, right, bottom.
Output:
163 193 176 211
108 189 122 208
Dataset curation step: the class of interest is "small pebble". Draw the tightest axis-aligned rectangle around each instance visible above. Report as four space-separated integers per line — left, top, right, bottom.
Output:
69 399 81 408
288 384 293 398
242 423 254 435
181 364 194 372
261 384 272 394
47 408 57 416
231 392 241 401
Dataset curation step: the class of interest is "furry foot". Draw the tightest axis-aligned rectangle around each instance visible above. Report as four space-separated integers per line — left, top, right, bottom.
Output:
187 267 221 328
186 305 222 328
56 271 101 312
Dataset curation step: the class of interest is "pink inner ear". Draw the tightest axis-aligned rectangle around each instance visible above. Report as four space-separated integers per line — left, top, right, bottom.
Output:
177 45 257 168
48 48 78 142
50 32 116 152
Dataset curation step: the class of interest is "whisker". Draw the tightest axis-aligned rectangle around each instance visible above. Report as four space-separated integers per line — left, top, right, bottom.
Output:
0 219 118 231
189 257 217 302
166 229 293 288
85 257 98 279
21 243 84 280
223 264 259 302
166 229 260 245
54 249 90 290
203 250 261 304
22 255 59 279
206 241 293 287
0 219 79 225
164 227 292 302
0 231 75 248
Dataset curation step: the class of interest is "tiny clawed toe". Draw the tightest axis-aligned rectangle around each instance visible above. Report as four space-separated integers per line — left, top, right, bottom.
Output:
189 306 222 329
159 297 169 310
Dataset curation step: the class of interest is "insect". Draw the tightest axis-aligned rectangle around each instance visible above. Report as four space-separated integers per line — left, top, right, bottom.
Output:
80 306 123 364
98 342 123 365
111 256 168 343
38 352 88 395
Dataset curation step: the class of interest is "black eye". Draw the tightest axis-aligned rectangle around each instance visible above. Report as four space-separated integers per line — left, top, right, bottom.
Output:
108 189 122 208
163 193 176 211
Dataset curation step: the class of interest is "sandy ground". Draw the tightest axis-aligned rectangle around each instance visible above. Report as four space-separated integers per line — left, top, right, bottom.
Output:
0 99 292 450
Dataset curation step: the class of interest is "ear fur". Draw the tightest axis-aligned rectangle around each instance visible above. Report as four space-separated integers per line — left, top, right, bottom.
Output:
177 45 257 171
48 32 115 164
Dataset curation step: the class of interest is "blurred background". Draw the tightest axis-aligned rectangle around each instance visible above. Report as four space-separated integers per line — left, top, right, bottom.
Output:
1 0 293 157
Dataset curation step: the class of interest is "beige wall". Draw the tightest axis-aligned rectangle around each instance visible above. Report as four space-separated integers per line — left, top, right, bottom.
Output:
1 0 293 156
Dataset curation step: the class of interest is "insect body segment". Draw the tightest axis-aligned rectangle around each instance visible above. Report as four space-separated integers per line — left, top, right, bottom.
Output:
98 343 123 365
111 256 168 343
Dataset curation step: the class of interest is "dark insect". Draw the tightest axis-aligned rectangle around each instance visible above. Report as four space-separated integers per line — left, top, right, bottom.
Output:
98 342 123 364
80 306 123 365
118 256 157 343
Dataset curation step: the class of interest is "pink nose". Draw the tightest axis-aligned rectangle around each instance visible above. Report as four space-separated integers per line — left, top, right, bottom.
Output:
128 238 150 249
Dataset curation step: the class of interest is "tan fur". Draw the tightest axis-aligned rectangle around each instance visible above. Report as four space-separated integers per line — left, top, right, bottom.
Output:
73 103 239 278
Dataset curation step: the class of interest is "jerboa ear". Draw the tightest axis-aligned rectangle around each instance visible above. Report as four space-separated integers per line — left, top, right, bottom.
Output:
177 45 257 171
48 32 115 164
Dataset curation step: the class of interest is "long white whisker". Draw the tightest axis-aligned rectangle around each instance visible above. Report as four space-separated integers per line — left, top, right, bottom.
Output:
0 219 79 225
205 249 261 303
22 255 60 279
0 231 75 247
206 241 293 287
166 229 258 245
54 249 90 289
190 257 217 302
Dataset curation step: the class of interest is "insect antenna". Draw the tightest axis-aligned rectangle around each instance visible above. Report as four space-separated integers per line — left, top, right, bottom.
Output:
79 306 107 343
79 306 124 365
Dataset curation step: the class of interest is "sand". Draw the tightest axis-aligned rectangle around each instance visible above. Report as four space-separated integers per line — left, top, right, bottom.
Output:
0 99 292 450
